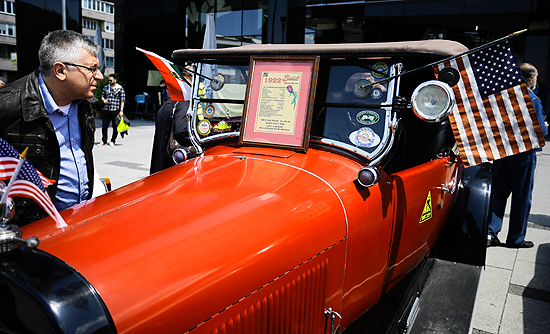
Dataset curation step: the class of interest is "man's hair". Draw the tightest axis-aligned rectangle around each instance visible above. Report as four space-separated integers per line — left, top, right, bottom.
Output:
39 30 100 76
520 63 538 89
109 74 117 80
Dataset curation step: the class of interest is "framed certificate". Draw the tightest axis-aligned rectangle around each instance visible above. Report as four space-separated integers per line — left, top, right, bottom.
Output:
239 56 320 152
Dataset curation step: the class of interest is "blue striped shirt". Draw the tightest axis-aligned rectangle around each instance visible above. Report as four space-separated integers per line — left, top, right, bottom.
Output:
39 73 89 211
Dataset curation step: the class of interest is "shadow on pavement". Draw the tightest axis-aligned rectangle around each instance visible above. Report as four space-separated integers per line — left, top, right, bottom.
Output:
522 243 550 333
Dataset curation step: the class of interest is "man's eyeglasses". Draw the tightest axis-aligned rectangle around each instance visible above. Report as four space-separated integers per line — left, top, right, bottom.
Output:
62 62 100 75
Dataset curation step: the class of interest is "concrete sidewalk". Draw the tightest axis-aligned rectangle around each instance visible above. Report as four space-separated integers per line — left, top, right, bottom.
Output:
473 143 550 334
93 118 155 189
93 118 550 333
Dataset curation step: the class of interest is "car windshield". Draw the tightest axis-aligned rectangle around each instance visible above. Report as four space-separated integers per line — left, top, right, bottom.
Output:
189 59 399 161
191 64 248 138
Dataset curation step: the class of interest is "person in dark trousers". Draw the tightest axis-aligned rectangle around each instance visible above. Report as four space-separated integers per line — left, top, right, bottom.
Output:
100 74 125 146
488 63 548 248
0 30 102 225
158 80 169 108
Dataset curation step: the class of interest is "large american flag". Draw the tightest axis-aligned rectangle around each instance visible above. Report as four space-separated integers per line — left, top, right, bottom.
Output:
0 138 67 228
434 39 545 167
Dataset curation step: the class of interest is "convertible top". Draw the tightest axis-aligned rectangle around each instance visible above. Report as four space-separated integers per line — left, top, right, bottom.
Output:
172 39 468 63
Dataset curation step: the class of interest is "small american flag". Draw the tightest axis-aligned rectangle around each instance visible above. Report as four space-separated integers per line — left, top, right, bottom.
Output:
0 137 67 228
434 39 545 167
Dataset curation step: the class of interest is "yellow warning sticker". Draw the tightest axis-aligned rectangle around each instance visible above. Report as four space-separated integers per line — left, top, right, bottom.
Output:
420 191 432 223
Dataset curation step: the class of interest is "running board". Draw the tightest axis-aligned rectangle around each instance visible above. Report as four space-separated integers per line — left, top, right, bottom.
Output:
407 259 483 334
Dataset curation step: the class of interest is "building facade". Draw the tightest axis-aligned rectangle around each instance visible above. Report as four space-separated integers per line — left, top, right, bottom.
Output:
116 0 550 113
82 0 115 75
0 0 16 83
9 0 115 82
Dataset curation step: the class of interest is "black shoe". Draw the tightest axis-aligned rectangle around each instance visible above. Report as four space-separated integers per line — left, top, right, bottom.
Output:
487 237 501 247
506 240 534 248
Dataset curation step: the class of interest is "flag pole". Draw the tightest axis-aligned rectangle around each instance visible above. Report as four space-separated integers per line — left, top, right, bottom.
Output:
1 147 28 205
359 29 528 90
409 29 528 75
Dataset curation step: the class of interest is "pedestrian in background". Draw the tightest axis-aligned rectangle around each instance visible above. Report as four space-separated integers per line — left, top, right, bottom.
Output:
100 73 125 146
157 79 169 108
488 63 548 248
0 30 102 225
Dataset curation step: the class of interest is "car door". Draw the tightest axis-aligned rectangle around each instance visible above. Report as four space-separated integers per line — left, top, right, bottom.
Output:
385 156 458 284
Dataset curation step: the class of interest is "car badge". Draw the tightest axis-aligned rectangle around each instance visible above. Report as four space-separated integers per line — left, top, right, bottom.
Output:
213 120 231 133
205 104 215 117
349 127 380 148
356 110 379 125
197 119 212 136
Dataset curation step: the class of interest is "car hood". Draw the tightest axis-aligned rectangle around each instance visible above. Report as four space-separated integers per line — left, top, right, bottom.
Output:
22 147 349 333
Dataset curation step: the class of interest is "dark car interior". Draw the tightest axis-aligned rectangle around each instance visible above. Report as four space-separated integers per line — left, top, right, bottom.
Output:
309 57 457 173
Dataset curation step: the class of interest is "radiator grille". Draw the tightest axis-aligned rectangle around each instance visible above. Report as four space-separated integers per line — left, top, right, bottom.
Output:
198 259 329 334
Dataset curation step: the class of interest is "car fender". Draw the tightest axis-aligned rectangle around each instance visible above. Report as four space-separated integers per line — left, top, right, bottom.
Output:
20 150 350 333
436 162 493 266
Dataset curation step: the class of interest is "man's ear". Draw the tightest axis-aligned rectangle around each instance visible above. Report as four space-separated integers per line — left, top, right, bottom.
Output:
52 62 67 81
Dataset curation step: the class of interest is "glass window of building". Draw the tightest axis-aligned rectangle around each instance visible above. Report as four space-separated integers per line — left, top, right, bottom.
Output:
0 22 15 36
209 9 264 47
185 1 268 48
105 21 114 32
103 38 114 50
83 19 97 30
105 56 115 67
82 0 114 15
0 0 15 15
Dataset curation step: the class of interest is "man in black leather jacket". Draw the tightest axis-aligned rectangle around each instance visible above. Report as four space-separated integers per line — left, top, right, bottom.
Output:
0 30 103 226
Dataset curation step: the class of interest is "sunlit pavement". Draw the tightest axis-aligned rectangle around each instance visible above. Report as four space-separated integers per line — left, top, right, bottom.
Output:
473 141 550 334
93 118 155 190
94 118 550 333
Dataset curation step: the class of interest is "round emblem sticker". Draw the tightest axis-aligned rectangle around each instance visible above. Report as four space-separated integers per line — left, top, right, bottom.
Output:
205 104 215 117
371 62 389 79
356 110 380 125
371 88 383 100
197 119 212 136
349 127 381 148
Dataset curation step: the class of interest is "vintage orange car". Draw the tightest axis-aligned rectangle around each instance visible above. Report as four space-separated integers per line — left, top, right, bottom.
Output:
0 40 492 333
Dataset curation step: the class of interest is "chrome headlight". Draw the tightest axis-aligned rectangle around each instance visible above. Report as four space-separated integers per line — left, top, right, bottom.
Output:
411 80 455 123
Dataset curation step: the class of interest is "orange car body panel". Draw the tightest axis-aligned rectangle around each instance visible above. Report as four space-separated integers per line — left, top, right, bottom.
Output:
22 143 460 333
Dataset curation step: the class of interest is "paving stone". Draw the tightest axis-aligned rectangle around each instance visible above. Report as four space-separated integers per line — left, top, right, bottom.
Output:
515 230 550 266
499 294 550 334
473 266 511 333
510 260 550 293
485 246 517 271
